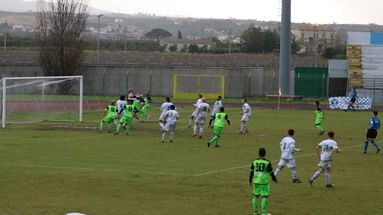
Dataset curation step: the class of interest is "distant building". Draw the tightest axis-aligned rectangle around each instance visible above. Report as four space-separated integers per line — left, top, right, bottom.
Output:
292 25 336 53
160 38 213 52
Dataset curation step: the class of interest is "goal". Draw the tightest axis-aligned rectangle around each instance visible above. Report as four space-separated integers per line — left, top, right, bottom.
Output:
173 75 225 99
1 76 83 128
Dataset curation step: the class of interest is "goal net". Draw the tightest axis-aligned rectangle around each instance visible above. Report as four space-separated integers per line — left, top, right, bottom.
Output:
1 76 83 128
173 75 225 99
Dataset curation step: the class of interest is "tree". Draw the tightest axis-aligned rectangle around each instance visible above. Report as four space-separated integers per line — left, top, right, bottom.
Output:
241 26 264 53
37 0 88 76
188 44 200 53
177 30 183 40
145 28 172 42
169 44 178 52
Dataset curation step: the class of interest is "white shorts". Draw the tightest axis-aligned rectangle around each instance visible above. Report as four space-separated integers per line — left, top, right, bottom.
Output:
242 114 251 122
159 113 166 121
318 160 331 168
196 116 207 124
278 158 296 168
164 123 176 132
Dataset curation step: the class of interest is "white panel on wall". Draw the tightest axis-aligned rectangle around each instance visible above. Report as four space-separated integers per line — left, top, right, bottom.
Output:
348 32 371 45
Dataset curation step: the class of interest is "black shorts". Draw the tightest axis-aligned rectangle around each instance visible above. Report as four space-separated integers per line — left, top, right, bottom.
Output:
367 129 378 139
350 98 356 103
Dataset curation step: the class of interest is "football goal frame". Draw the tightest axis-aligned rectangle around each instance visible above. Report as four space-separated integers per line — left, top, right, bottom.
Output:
1 76 83 128
173 74 225 99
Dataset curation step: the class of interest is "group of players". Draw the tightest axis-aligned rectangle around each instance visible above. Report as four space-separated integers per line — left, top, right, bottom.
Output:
99 92 381 215
99 93 252 147
250 100 381 215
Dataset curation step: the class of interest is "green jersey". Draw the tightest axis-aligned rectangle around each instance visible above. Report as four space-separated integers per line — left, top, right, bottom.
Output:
315 107 323 120
123 104 135 117
105 105 117 117
214 112 229 128
133 99 141 110
250 158 273 185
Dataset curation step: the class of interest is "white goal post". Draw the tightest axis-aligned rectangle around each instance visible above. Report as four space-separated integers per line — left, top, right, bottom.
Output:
1 76 83 128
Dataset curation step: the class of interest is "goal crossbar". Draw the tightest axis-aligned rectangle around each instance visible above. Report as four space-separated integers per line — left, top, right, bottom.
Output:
1 76 83 128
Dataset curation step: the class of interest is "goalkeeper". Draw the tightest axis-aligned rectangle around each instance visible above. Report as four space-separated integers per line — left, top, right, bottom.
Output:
99 101 118 133
207 107 230 148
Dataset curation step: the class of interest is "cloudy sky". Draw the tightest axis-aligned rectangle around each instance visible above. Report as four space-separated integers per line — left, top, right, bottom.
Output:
75 0 383 24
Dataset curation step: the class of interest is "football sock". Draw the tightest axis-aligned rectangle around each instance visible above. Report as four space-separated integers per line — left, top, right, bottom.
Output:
252 198 258 215
193 124 199 134
170 132 174 141
325 170 331 185
116 124 122 133
161 131 166 141
274 167 282 177
311 169 324 181
261 198 268 215
99 122 104 131
199 126 204 135
240 122 245 130
291 168 298 179
114 119 119 126
371 141 380 150
316 125 324 132
107 123 112 132
188 119 192 126
209 135 219 144
363 141 369 152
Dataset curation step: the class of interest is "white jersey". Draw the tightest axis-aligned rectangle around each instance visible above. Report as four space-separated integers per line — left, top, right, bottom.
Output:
242 103 251 116
164 110 179 124
196 103 210 118
211 100 223 116
194 98 203 107
319 139 339 161
116 100 128 114
160 102 174 115
280 136 297 160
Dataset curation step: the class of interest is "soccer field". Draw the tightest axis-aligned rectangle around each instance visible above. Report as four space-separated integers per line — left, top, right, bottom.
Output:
0 107 382 215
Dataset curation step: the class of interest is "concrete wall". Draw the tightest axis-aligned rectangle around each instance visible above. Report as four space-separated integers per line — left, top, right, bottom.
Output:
0 64 282 98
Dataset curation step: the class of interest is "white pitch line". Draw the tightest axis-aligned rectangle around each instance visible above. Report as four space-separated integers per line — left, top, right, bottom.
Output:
0 163 191 177
193 144 364 177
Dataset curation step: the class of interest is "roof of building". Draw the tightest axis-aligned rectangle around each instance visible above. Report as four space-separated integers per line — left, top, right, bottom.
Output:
294 25 335 32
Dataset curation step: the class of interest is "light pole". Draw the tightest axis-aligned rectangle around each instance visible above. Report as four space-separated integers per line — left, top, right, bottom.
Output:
97 14 103 64
4 20 7 51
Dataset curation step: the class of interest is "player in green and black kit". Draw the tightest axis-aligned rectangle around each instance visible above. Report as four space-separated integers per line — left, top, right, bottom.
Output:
99 101 117 133
207 107 230 148
114 100 136 135
314 101 325 135
249 148 277 215
140 92 152 121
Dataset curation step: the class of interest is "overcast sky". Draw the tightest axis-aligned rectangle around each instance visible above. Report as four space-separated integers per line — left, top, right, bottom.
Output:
86 0 382 24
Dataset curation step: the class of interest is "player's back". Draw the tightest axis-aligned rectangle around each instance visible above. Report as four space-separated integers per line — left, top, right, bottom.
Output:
166 110 179 124
161 102 174 114
319 139 338 161
280 136 296 160
123 104 135 117
116 100 128 112
198 103 210 117
251 158 272 184
214 112 227 127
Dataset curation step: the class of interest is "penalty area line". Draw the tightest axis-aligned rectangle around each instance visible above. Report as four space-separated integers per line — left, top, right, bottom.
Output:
193 144 363 177
0 163 191 177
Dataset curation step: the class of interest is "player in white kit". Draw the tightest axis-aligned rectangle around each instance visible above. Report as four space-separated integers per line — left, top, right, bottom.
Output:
188 94 203 127
115 95 128 126
239 98 251 133
192 98 210 138
159 97 174 130
308 131 341 188
273 129 302 183
161 105 179 143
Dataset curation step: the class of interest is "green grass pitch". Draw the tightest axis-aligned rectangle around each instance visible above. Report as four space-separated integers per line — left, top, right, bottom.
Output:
0 107 382 215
